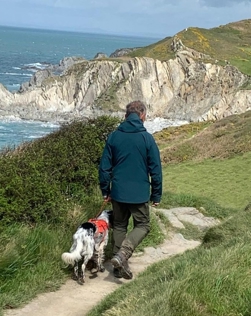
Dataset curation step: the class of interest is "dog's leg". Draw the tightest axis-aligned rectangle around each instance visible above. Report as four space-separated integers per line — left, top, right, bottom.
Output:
97 241 106 272
78 252 94 285
77 259 84 284
72 262 78 281
99 233 109 272
78 257 87 284
90 250 99 273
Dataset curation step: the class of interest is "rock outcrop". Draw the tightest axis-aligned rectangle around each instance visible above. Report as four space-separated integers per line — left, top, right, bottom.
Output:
109 48 138 58
0 44 250 122
94 53 108 59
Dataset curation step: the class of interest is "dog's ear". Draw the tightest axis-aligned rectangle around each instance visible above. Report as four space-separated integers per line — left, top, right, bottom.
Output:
81 222 96 234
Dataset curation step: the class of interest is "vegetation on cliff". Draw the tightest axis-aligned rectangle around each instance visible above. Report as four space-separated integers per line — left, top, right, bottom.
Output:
0 116 120 226
128 19 251 76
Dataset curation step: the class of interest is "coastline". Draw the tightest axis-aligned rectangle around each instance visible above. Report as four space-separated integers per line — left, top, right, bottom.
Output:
0 115 189 150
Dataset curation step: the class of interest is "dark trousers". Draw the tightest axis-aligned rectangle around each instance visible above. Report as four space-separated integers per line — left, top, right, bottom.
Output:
111 200 150 259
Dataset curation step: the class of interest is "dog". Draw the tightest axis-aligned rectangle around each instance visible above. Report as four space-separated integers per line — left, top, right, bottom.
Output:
61 210 113 285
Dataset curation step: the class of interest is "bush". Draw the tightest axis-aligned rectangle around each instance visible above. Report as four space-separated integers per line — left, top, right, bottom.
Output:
0 116 120 226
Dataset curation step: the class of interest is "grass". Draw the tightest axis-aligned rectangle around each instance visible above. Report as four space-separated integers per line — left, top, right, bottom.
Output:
0 208 165 313
0 224 70 311
158 110 251 164
1 110 251 315
163 152 251 210
86 111 251 315
88 204 251 316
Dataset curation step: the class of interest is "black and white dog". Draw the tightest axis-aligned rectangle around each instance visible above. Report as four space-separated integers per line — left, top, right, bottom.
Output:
61 210 113 285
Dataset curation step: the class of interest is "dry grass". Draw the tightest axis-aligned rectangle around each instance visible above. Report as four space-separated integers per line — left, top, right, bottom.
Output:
156 110 251 164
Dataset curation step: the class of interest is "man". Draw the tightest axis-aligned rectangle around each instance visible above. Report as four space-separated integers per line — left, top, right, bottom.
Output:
99 100 162 279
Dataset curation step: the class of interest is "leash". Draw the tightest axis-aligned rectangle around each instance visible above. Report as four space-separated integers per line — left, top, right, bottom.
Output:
94 200 108 219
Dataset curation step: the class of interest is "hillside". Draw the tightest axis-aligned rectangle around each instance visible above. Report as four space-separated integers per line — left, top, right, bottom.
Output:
128 19 251 76
154 109 251 164
1 110 251 315
154 110 251 210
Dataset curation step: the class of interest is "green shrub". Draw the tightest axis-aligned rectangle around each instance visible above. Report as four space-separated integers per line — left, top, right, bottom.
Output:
0 116 120 227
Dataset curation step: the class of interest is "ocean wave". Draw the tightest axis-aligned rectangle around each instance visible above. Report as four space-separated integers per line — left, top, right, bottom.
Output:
39 121 59 127
23 62 51 71
27 134 50 139
0 119 60 149
0 116 22 122
6 83 20 88
19 120 60 128
0 72 32 77
144 118 189 134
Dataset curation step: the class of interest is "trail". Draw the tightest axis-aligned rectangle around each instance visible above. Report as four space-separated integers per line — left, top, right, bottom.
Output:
4 207 219 316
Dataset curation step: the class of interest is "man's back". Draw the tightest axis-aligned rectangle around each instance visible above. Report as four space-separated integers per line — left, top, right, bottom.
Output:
99 113 162 204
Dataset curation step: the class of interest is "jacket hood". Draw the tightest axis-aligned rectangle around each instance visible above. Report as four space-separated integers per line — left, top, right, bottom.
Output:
117 113 146 133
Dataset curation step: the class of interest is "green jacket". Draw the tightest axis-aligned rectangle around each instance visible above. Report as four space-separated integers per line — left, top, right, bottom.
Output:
99 113 162 203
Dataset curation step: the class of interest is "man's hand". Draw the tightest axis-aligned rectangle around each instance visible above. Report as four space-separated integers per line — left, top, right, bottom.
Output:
103 195 111 202
152 202 159 207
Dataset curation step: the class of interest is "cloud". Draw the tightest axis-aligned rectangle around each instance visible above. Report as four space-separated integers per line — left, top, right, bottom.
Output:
200 0 251 8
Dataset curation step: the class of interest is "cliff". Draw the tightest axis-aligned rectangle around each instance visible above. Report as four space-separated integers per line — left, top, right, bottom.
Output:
0 40 250 122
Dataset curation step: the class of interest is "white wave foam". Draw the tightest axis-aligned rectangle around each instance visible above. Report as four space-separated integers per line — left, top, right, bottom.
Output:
7 84 20 88
24 62 43 67
23 62 48 70
0 72 32 77
0 116 22 122
144 117 189 134
27 135 45 139
40 122 60 128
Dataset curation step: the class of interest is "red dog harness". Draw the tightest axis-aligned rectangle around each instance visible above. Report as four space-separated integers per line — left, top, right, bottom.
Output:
88 219 109 242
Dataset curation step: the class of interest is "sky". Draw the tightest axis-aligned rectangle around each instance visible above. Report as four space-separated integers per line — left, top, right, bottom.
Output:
0 0 251 38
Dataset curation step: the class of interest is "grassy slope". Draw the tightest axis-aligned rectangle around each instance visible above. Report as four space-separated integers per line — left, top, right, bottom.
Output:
163 153 251 210
128 19 251 76
2 111 251 314
88 111 251 316
158 110 251 210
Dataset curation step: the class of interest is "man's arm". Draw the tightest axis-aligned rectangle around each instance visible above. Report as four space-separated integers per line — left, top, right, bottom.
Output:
99 138 113 198
147 137 162 204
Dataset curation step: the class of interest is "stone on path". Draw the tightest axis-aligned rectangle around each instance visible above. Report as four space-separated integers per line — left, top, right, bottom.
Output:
158 207 220 230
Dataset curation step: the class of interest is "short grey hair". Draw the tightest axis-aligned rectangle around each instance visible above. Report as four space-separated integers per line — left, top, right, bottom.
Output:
125 101 146 118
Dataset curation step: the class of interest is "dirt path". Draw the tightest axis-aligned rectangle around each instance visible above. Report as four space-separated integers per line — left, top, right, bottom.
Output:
4 207 218 316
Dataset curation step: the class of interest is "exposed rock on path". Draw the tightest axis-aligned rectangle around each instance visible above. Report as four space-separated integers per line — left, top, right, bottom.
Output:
4 207 219 316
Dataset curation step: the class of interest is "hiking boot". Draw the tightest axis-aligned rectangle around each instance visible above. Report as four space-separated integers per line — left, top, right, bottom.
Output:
111 253 133 280
113 267 122 278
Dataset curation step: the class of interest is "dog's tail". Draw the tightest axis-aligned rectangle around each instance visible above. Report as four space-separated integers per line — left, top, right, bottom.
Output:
61 235 84 265
61 251 82 266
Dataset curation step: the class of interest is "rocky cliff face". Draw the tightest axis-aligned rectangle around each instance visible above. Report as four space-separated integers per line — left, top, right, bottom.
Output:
0 46 250 122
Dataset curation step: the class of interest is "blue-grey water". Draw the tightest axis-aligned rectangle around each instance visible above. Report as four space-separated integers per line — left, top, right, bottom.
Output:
0 120 59 150
0 26 160 149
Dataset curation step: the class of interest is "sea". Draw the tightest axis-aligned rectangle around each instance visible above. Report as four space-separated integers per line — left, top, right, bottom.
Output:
0 25 161 150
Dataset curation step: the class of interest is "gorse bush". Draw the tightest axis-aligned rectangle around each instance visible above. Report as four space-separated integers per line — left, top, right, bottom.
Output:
0 116 120 226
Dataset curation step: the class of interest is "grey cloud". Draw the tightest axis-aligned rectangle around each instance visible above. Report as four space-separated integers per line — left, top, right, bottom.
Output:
200 0 251 8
